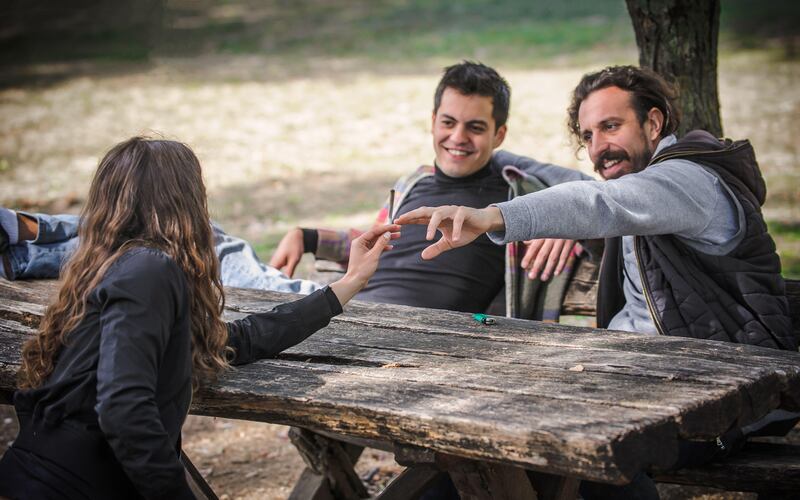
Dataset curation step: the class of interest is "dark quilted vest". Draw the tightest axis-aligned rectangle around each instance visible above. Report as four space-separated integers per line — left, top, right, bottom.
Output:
597 131 795 351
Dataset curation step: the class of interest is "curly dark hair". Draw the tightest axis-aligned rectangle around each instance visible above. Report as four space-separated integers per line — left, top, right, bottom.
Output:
434 61 511 129
567 65 680 150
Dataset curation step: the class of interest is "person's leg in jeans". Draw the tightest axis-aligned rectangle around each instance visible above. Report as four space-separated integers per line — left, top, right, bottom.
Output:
1 210 80 280
1 209 321 294
212 223 321 294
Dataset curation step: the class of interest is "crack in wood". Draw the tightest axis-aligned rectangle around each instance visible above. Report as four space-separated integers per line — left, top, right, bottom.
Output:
277 352 417 369
0 310 40 329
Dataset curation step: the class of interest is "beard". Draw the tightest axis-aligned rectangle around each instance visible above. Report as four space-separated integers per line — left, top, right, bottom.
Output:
593 132 653 179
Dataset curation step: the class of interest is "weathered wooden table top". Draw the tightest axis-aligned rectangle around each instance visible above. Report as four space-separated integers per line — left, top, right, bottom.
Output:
1 279 799 485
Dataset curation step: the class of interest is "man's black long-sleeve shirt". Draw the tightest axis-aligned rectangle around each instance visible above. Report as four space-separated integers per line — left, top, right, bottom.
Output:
356 161 508 312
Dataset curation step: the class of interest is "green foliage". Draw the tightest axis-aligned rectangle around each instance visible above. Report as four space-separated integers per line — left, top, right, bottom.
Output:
770 221 800 241
7 0 796 64
171 0 634 63
721 0 800 41
768 221 800 278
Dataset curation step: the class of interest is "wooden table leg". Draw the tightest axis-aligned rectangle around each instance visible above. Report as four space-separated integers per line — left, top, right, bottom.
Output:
375 465 442 500
288 427 368 500
181 450 219 500
442 457 539 500
527 471 581 500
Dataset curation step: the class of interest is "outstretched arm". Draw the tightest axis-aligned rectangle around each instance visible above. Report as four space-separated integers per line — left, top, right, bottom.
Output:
231 224 400 363
395 206 504 260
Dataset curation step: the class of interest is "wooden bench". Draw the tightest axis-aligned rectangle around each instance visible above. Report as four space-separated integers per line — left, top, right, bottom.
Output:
653 440 800 497
653 279 800 497
1 278 799 499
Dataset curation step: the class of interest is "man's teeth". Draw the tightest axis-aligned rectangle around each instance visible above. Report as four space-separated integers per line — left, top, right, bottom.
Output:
448 149 470 156
603 159 620 169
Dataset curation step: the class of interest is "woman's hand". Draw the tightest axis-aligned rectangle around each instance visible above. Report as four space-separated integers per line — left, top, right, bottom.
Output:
330 224 400 306
521 239 580 281
395 205 504 260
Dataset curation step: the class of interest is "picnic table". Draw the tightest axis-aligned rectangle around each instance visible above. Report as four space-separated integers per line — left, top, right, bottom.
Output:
1 278 799 499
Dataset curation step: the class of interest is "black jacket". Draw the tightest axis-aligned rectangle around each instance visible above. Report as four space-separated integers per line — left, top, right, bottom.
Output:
6 247 342 499
597 131 794 350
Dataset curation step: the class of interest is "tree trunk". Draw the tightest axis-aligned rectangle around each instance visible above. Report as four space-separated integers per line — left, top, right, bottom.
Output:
625 0 723 137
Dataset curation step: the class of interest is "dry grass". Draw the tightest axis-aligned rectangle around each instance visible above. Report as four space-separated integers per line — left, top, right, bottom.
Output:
1 51 797 261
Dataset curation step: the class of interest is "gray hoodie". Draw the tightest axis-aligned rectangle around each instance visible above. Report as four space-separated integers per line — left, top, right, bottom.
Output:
489 135 745 334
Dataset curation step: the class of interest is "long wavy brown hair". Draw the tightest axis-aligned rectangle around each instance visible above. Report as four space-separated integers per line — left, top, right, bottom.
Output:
18 137 230 390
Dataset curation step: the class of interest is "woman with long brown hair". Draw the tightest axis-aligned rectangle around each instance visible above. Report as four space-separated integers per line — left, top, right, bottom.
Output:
0 137 398 499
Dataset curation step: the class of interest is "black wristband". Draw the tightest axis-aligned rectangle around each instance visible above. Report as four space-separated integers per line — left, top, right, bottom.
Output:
300 228 318 254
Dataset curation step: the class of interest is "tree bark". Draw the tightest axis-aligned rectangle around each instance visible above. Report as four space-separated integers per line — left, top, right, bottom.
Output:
625 0 723 137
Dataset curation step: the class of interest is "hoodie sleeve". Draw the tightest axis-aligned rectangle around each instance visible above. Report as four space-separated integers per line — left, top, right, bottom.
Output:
489 159 742 253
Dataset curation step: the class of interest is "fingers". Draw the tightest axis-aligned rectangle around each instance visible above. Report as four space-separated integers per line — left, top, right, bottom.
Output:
360 224 401 243
368 228 392 256
394 206 455 241
425 209 444 241
420 236 454 260
355 224 400 251
268 253 283 270
269 252 295 277
528 239 553 280
553 240 576 277
283 257 299 277
540 239 563 281
395 207 436 226
452 207 466 242
521 239 545 269
523 239 576 281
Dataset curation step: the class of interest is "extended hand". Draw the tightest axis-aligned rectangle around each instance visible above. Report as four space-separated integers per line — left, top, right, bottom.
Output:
521 239 580 281
269 228 305 277
395 205 504 260
330 224 400 306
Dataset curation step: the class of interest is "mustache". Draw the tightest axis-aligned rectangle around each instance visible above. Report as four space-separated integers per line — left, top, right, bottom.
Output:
594 149 630 172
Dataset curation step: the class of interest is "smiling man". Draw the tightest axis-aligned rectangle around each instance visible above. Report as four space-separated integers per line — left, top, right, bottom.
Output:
270 61 587 314
401 64 793 347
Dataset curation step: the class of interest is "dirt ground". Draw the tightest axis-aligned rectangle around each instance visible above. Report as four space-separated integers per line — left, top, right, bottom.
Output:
1 50 798 498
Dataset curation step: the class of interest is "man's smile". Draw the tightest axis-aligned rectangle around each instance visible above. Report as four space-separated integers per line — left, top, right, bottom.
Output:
444 146 475 157
594 149 632 178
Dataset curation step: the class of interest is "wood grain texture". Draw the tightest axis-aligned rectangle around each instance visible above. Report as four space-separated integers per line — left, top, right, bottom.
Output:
1 279 799 484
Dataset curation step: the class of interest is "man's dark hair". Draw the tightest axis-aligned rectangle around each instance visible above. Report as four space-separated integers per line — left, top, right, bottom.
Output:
567 65 681 149
433 61 511 129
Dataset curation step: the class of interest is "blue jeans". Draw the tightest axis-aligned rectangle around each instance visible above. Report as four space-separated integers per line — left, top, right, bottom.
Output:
6 213 321 295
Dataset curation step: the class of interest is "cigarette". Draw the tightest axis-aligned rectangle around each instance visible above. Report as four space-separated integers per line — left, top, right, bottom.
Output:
388 189 395 222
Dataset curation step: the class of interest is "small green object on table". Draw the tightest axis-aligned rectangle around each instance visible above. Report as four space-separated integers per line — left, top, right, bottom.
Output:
472 313 496 325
